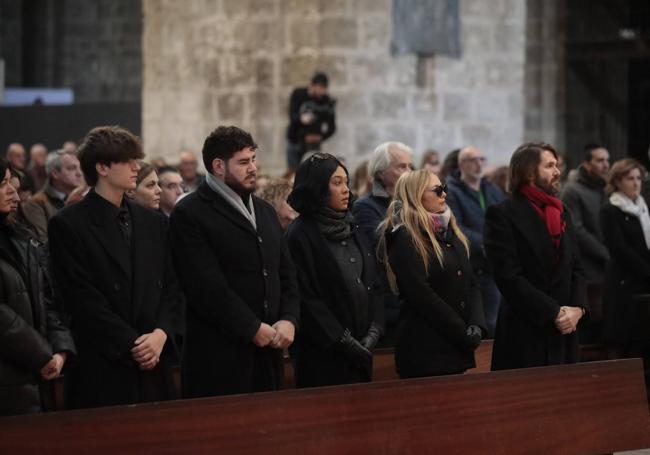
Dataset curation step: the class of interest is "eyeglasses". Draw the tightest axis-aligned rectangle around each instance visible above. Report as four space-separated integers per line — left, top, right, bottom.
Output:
428 184 447 197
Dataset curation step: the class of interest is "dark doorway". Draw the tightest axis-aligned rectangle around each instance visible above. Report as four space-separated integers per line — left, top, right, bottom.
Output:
565 0 650 163
628 60 650 166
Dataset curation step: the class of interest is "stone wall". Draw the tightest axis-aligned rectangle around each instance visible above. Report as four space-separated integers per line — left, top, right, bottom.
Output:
143 0 528 173
523 0 565 155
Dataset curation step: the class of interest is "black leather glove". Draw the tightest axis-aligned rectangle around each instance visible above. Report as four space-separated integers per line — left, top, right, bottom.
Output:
360 323 382 350
337 328 372 368
465 325 482 350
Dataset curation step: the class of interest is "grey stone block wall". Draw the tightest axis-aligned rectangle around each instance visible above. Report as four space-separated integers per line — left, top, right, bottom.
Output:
143 0 528 173
523 0 565 156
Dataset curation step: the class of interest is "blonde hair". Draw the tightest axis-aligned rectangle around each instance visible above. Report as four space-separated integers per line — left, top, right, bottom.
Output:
378 169 469 293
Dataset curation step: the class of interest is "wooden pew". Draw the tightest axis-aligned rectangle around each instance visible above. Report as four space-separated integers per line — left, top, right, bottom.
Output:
3 359 650 454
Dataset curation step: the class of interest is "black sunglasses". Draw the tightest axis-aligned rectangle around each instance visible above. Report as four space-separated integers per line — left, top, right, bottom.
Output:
428 184 448 197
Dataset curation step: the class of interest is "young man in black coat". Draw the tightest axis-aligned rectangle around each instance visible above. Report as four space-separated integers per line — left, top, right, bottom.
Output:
48 126 182 409
484 142 588 370
170 126 300 398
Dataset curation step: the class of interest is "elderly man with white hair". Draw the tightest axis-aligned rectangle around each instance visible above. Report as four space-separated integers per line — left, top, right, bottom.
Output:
445 145 505 337
352 141 413 345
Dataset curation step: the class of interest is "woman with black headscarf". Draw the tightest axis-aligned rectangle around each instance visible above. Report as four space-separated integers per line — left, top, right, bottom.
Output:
0 158 75 415
286 153 383 387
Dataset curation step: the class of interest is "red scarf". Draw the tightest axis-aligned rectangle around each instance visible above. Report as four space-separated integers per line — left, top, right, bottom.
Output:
520 184 566 250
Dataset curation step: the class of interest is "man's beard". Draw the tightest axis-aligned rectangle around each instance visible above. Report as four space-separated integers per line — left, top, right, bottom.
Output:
225 171 256 200
534 174 561 195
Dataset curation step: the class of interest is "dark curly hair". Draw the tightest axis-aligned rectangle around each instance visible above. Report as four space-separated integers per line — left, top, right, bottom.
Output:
202 126 258 173
288 153 353 216
77 126 144 186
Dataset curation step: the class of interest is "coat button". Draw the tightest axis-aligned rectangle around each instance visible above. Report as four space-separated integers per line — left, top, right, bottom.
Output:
114 283 121 291
341 240 347 246
446 243 452 247
263 299 269 309
457 270 463 276
157 280 163 288
460 301 466 309
258 236 263 244
350 257 357 263
367 286 371 291
356 277 362 284
262 269 268 277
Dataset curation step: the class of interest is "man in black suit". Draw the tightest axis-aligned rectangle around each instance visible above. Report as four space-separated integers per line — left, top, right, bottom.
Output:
170 125 300 398
48 126 182 409
484 142 587 370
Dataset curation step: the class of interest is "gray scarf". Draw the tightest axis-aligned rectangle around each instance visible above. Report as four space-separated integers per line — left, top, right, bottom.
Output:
313 206 355 241
206 172 256 230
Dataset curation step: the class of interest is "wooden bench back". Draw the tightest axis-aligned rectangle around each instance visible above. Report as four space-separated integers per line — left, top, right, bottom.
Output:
2 359 649 454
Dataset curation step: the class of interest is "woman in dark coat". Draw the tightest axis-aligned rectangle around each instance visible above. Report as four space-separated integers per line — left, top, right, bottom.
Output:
286 153 383 387
380 169 485 378
0 159 75 416
601 159 650 366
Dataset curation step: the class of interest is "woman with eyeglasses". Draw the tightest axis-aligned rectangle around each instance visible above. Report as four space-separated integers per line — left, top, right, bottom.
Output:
126 162 163 211
379 169 485 378
286 153 383 387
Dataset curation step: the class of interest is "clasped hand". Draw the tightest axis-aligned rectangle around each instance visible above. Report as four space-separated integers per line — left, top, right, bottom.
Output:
252 320 295 349
554 306 583 335
131 328 167 370
40 352 67 380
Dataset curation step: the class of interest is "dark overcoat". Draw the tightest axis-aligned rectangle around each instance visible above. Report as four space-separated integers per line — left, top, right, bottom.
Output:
484 193 587 370
286 216 382 387
385 226 485 378
0 224 75 415
48 190 181 409
600 201 650 344
169 183 300 398
445 175 505 271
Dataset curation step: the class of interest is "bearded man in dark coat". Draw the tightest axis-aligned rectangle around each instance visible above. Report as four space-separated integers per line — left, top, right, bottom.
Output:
170 126 300 398
484 142 588 370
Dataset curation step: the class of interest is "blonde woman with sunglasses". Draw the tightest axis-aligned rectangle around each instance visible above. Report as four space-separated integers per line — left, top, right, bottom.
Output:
379 169 486 378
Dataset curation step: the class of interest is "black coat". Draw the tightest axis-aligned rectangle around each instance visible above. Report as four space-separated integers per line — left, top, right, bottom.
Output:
286 216 382 387
169 183 300 398
600 201 650 344
484 193 587 370
48 190 181 409
0 223 75 416
386 226 485 378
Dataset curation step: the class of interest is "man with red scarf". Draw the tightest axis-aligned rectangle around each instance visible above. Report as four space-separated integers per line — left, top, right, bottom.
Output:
484 142 587 370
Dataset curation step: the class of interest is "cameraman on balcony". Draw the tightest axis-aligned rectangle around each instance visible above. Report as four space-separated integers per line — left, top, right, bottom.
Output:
286 72 337 173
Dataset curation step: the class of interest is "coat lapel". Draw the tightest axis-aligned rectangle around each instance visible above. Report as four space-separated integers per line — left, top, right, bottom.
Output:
86 192 132 279
509 194 556 276
198 184 257 237
129 203 148 318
